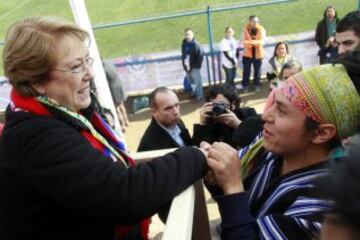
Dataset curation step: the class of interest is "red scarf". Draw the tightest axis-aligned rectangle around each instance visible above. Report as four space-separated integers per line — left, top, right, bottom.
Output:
10 89 150 239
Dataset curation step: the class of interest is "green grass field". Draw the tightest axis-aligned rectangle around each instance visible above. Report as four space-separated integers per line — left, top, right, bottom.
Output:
0 0 358 75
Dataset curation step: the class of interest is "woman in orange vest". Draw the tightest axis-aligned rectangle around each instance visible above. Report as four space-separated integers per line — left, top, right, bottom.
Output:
241 16 266 92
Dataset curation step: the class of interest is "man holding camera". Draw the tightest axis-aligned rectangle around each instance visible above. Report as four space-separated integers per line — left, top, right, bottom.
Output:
241 15 266 92
192 85 262 149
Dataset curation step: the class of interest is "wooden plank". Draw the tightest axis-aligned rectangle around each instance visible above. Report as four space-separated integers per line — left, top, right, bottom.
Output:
131 148 177 163
192 181 212 240
131 148 212 239
162 185 195 240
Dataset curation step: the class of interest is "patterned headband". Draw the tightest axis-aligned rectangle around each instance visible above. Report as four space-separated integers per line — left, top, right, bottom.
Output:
266 64 360 138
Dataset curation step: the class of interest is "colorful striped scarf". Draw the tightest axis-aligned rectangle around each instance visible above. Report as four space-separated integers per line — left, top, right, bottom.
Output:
10 89 150 239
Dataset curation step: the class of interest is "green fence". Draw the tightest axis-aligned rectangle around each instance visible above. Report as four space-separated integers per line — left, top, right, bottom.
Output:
89 0 356 58
0 0 358 84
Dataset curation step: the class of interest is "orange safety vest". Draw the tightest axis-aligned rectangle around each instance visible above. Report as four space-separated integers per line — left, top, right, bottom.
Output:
242 23 266 59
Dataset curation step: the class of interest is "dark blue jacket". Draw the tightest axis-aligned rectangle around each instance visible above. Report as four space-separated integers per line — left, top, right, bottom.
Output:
181 38 204 70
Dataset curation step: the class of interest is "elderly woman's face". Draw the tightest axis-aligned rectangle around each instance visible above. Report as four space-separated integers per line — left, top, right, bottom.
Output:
36 38 94 111
262 92 314 156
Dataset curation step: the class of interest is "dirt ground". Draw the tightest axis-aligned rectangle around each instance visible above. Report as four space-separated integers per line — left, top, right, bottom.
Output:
123 81 270 239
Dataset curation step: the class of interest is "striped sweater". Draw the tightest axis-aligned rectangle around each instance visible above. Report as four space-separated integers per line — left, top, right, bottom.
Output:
212 138 331 240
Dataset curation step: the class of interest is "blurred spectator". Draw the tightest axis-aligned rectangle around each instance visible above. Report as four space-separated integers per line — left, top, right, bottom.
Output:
267 41 295 83
181 28 204 101
219 27 239 87
192 84 262 149
269 59 303 90
241 15 266 92
336 10 360 56
317 135 360 240
315 6 339 64
102 60 129 132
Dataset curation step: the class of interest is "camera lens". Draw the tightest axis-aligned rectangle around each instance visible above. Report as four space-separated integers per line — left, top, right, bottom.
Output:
212 102 229 116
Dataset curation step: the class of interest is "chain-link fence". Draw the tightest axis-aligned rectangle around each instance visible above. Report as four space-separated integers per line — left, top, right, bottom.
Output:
0 0 358 95
92 0 356 57
87 0 357 94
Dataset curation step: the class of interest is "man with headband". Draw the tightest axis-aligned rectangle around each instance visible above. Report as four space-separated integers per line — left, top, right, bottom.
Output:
202 52 360 239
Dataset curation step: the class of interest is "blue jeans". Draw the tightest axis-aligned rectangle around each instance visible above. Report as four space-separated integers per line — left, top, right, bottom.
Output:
187 68 203 99
223 66 236 87
242 57 262 88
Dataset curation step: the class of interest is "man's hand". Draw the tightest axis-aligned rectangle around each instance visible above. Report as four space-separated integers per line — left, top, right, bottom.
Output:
199 102 213 125
216 108 241 128
207 142 244 195
200 141 217 185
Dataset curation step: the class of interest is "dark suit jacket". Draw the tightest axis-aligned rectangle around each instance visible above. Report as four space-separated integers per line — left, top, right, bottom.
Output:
137 118 193 152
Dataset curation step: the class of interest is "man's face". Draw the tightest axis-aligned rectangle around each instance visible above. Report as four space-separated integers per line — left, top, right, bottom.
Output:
152 91 180 128
249 20 257 28
336 30 360 55
184 30 194 42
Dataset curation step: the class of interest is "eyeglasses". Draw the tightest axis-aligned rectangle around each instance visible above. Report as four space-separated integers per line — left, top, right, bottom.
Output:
53 57 94 76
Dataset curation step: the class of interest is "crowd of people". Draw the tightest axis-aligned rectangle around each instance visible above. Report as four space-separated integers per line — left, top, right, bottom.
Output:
0 6 360 240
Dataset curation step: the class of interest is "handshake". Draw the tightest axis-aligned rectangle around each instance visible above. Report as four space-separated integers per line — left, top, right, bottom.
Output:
199 141 244 195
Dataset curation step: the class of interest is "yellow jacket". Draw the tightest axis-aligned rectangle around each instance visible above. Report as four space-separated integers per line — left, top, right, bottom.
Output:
242 23 266 59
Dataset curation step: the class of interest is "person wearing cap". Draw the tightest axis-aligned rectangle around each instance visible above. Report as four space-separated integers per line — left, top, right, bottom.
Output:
241 15 266 92
203 52 360 239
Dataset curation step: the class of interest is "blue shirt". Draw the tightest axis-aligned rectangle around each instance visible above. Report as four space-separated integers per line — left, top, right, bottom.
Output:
158 123 186 147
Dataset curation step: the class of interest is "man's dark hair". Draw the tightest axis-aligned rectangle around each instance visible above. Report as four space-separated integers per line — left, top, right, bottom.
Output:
224 26 233 33
316 135 360 233
206 84 240 110
249 15 257 21
149 87 174 108
184 28 193 33
336 10 360 38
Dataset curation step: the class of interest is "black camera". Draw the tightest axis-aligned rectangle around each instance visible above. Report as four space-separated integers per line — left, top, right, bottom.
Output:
266 72 277 81
211 102 230 116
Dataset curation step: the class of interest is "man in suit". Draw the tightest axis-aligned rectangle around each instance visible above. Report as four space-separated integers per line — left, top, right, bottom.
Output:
138 87 193 223
138 86 192 152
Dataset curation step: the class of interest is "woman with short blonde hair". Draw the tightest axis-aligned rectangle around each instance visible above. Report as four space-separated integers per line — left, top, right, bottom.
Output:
0 17 208 240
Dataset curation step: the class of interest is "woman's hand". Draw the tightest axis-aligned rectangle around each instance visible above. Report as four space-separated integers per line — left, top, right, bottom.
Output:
207 142 244 195
216 109 242 128
199 102 213 125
